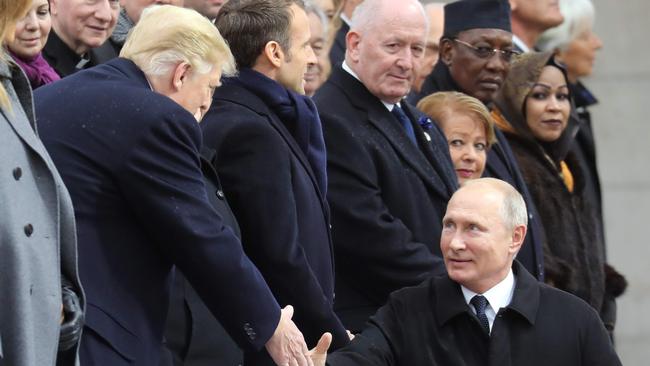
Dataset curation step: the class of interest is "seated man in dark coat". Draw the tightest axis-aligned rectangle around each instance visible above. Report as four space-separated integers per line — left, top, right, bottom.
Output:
409 0 546 283
200 0 350 364
314 0 459 332
311 178 621 366
35 6 311 366
44 0 119 76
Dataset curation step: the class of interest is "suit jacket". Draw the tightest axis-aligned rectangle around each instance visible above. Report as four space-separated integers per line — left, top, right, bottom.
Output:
408 61 546 281
42 31 117 78
328 261 621 366
328 22 349 69
314 67 458 331
35 58 280 366
0 59 84 366
200 80 349 363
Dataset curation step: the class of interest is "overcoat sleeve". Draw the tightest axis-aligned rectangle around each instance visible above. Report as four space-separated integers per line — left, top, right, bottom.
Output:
116 111 280 351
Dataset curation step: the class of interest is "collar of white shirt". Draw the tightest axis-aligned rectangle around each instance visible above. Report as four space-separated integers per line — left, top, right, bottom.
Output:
341 61 396 111
340 13 352 27
461 269 516 333
512 35 530 53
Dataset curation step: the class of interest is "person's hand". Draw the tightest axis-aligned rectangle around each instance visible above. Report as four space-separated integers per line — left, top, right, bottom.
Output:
309 333 332 366
265 305 313 366
59 279 84 351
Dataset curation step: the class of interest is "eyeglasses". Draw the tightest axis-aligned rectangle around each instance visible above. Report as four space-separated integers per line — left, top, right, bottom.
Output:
452 39 520 62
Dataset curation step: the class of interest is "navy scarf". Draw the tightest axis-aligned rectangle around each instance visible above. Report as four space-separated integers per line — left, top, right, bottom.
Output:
226 68 328 195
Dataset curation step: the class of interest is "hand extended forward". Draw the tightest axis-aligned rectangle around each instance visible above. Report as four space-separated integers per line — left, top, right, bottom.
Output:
265 305 313 366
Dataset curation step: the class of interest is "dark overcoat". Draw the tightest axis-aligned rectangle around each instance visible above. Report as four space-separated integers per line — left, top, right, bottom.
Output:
35 58 280 365
200 80 349 364
314 67 458 331
327 261 621 366
328 22 349 69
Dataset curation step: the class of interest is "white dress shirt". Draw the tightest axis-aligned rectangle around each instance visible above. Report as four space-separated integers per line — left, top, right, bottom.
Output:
461 270 516 334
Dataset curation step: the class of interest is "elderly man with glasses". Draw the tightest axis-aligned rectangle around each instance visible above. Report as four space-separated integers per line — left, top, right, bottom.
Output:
409 0 546 285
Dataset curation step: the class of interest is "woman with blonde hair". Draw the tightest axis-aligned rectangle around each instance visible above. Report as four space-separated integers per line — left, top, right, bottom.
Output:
418 91 496 186
4 0 60 88
1 0 84 364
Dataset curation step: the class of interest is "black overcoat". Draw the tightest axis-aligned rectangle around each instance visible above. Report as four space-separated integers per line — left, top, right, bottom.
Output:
328 261 621 366
314 67 458 331
200 81 349 364
36 58 280 365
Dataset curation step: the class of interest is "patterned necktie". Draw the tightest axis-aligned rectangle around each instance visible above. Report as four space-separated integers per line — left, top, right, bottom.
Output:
470 295 490 334
391 104 417 144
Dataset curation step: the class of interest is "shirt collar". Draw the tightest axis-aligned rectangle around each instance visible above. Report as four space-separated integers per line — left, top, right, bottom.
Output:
512 35 530 53
342 61 396 111
461 269 516 312
340 13 352 27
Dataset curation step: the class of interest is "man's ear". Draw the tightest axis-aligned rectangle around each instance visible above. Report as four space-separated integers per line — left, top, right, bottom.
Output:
49 0 59 15
509 224 527 255
171 62 192 92
263 41 284 68
509 0 517 12
346 31 361 64
440 38 455 67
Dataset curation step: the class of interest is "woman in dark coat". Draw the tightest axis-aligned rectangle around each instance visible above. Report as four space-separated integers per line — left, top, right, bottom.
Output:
492 52 626 328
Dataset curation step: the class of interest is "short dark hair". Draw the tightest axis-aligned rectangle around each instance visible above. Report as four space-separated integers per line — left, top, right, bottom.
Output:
216 0 305 69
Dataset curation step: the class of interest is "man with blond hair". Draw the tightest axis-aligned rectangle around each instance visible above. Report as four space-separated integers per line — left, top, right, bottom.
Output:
35 6 312 366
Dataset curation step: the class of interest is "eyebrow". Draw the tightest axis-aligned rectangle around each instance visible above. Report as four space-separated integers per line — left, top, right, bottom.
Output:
531 83 568 90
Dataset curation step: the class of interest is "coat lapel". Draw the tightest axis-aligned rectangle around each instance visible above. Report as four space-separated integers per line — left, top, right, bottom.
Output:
334 69 452 199
0 62 52 168
216 85 330 217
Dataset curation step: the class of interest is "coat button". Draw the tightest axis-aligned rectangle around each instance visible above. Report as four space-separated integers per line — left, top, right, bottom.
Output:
216 190 225 199
24 224 34 237
13 167 22 180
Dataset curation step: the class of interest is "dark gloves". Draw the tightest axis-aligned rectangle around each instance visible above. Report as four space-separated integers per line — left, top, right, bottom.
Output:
600 263 628 341
59 276 84 352
604 263 628 298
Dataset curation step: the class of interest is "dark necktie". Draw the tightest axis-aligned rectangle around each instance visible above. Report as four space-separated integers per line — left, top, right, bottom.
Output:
391 104 417 144
470 295 490 334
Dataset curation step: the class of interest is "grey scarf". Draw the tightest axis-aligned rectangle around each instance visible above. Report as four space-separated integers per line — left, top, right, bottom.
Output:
110 8 135 46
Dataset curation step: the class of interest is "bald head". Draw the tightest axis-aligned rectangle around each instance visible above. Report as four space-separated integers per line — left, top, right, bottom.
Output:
350 0 427 36
458 178 527 230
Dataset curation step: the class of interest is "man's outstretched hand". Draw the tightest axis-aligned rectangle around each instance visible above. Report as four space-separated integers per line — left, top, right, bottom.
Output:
309 332 333 366
265 305 313 366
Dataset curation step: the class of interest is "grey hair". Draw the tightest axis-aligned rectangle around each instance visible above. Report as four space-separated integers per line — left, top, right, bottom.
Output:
350 0 428 35
304 0 329 35
463 178 528 230
537 0 596 52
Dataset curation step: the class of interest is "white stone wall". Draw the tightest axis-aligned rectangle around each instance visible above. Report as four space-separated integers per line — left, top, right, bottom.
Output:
589 0 650 363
